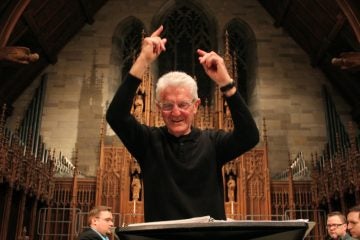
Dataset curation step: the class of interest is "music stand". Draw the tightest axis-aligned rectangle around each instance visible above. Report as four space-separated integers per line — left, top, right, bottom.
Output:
116 220 311 240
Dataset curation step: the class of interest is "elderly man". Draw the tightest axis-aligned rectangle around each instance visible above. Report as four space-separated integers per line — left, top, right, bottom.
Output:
106 25 259 222
348 205 360 239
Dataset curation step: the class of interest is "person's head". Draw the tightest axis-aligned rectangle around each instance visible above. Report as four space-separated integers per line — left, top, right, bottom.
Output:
326 211 348 239
348 205 360 238
88 206 113 236
156 71 200 137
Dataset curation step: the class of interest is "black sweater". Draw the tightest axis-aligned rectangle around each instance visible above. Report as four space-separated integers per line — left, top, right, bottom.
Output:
106 74 259 222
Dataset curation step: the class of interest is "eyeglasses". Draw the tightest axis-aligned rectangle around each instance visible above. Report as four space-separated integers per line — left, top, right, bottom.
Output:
326 223 345 229
157 100 196 112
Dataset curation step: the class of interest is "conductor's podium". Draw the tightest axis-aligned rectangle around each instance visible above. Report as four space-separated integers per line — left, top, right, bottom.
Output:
116 219 314 240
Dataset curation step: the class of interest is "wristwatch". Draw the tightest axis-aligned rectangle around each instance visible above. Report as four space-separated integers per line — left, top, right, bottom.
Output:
220 80 235 93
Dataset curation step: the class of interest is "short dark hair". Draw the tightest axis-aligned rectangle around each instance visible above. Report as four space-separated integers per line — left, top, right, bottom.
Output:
327 211 346 223
348 205 360 218
88 206 112 225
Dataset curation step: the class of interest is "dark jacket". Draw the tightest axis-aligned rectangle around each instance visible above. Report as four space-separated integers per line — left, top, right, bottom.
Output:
77 228 105 240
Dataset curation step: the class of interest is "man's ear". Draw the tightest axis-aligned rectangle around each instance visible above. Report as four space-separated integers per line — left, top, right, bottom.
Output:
193 98 201 113
90 216 97 226
196 98 201 107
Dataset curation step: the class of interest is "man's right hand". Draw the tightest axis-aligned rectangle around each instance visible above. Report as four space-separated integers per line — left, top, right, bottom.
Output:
130 25 167 78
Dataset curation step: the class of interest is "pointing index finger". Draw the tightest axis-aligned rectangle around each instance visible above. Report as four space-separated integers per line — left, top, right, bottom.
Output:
151 25 164 37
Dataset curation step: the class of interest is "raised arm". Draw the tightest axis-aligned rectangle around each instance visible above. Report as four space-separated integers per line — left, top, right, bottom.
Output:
106 26 167 159
198 49 259 161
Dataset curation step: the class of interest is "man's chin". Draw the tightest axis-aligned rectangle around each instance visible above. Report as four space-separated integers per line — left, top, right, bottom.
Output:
350 232 358 238
169 129 189 137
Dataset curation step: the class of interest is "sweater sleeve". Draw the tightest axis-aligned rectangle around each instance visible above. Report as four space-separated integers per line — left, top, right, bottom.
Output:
216 91 260 162
106 74 149 160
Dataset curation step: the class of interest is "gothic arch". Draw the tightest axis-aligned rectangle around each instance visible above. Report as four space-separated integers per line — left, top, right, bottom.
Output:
224 18 258 103
152 0 217 28
109 17 145 95
151 0 218 104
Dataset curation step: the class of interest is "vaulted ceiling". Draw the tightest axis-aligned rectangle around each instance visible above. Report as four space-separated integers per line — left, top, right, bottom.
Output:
1 0 359 124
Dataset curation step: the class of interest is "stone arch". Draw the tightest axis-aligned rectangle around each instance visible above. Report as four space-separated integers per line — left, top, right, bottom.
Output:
108 17 145 96
224 18 258 103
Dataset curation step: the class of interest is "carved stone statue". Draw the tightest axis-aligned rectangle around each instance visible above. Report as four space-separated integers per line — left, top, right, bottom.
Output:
0 46 39 64
224 101 231 118
227 175 236 202
130 160 141 175
332 52 360 71
224 161 237 176
133 94 144 119
131 175 142 201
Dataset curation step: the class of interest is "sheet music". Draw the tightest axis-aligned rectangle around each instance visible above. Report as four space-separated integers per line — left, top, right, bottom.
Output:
127 215 214 227
127 216 314 230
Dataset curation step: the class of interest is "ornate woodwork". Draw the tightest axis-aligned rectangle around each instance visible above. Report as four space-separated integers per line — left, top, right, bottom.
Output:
0 105 70 239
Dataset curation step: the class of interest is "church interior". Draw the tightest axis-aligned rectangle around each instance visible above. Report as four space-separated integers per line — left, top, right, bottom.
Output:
0 0 359 239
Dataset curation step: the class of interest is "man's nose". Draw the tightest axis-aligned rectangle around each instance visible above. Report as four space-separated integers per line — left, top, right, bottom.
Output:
171 105 181 115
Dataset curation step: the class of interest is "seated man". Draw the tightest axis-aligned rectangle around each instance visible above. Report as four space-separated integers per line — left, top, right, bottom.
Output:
77 206 114 240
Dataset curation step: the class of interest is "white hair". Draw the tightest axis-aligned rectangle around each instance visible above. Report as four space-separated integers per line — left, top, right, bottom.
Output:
155 71 198 101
